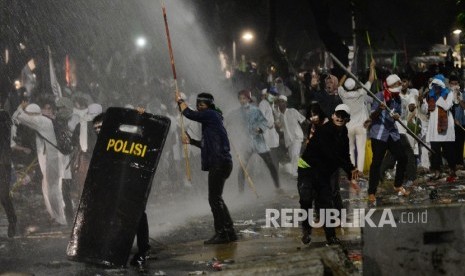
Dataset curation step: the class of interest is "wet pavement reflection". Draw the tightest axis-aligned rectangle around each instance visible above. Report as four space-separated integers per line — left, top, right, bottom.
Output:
1 169 465 274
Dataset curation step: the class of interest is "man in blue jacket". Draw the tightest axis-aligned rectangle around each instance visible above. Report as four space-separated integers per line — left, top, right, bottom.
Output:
176 92 236 244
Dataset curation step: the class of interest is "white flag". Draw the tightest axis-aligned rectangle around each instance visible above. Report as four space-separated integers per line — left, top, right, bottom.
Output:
48 47 62 98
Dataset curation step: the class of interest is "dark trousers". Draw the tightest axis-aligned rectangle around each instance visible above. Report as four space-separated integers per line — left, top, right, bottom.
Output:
209 162 234 233
380 134 417 181
136 211 150 255
430 141 455 172
369 137 407 195
297 168 336 240
0 164 16 224
269 147 280 175
454 125 465 167
238 151 280 192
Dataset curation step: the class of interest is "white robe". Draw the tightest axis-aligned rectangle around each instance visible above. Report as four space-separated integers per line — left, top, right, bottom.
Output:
258 99 279 149
421 92 455 143
15 110 67 225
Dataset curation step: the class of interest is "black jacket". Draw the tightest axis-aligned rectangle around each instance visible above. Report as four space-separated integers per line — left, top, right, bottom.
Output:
182 108 232 171
300 121 354 177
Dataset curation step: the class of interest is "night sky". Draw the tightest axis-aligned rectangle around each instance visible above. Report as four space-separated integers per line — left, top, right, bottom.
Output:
0 0 463 72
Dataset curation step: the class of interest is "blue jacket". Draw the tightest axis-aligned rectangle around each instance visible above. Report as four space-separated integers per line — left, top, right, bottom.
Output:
182 108 232 171
369 91 402 142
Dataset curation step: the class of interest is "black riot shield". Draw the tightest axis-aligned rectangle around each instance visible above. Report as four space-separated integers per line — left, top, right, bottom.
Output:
66 107 170 267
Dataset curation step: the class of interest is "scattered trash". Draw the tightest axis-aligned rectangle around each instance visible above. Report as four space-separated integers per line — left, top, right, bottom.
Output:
438 198 452 204
458 199 465 203
348 250 362 262
154 270 167 276
192 260 206 265
188 271 207 275
388 195 399 201
414 186 425 191
223 259 235 264
207 258 224 271
429 190 439 200
239 229 259 235
234 219 256 226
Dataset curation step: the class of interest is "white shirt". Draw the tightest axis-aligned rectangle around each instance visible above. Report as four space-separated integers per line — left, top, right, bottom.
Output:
396 89 420 135
258 99 279 148
421 92 455 142
338 81 372 128
277 107 306 147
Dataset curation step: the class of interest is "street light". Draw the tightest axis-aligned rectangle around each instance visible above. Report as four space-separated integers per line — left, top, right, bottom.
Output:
135 36 147 49
232 30 255 71
135 36 148 84
453 29 463 68
241 31 254 42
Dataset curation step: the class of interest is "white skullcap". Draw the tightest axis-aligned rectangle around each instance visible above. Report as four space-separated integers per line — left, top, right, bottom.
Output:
278 95 288 102
344 78 356 91
408 96 417 106
87 103 102 116
386 74 401 86
261 88 268 95
335 103 351 115
25 104 41 114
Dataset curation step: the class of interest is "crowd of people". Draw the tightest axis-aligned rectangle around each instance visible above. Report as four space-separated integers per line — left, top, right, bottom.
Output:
1 46 465 268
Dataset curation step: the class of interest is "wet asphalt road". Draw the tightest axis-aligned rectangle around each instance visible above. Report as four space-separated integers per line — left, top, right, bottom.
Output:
1 165 465 275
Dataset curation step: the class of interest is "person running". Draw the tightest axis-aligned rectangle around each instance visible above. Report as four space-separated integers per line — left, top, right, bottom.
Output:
226 89 280 193
176 91 237 244
298 104 358 245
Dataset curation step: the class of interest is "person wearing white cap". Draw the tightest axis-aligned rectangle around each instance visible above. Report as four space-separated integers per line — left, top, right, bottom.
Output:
420 74 456 181
56 96 83 224
298 103 358 245
70 103 103 204
379 74 420 186
275 95 306 177
337 59 376 175
367 74 409 205
13 101 67 225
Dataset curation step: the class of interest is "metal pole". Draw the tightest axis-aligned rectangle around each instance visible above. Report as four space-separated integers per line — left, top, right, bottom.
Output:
329 52 434 154
161 3 192 181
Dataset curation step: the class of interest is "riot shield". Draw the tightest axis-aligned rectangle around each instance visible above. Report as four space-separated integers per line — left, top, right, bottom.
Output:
67 107 170 267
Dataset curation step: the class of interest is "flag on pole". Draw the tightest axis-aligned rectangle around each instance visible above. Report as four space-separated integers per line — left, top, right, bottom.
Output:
48 47 62 98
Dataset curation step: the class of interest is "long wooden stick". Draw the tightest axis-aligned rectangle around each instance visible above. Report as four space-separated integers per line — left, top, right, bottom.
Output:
230 142 259 198
330 52 434 154
161 2 191 181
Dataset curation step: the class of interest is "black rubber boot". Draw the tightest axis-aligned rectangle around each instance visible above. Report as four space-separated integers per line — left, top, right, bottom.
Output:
204 231 230 244
62 179 75 225
301 227 311 245
225 228 238 242
7 222 16 238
